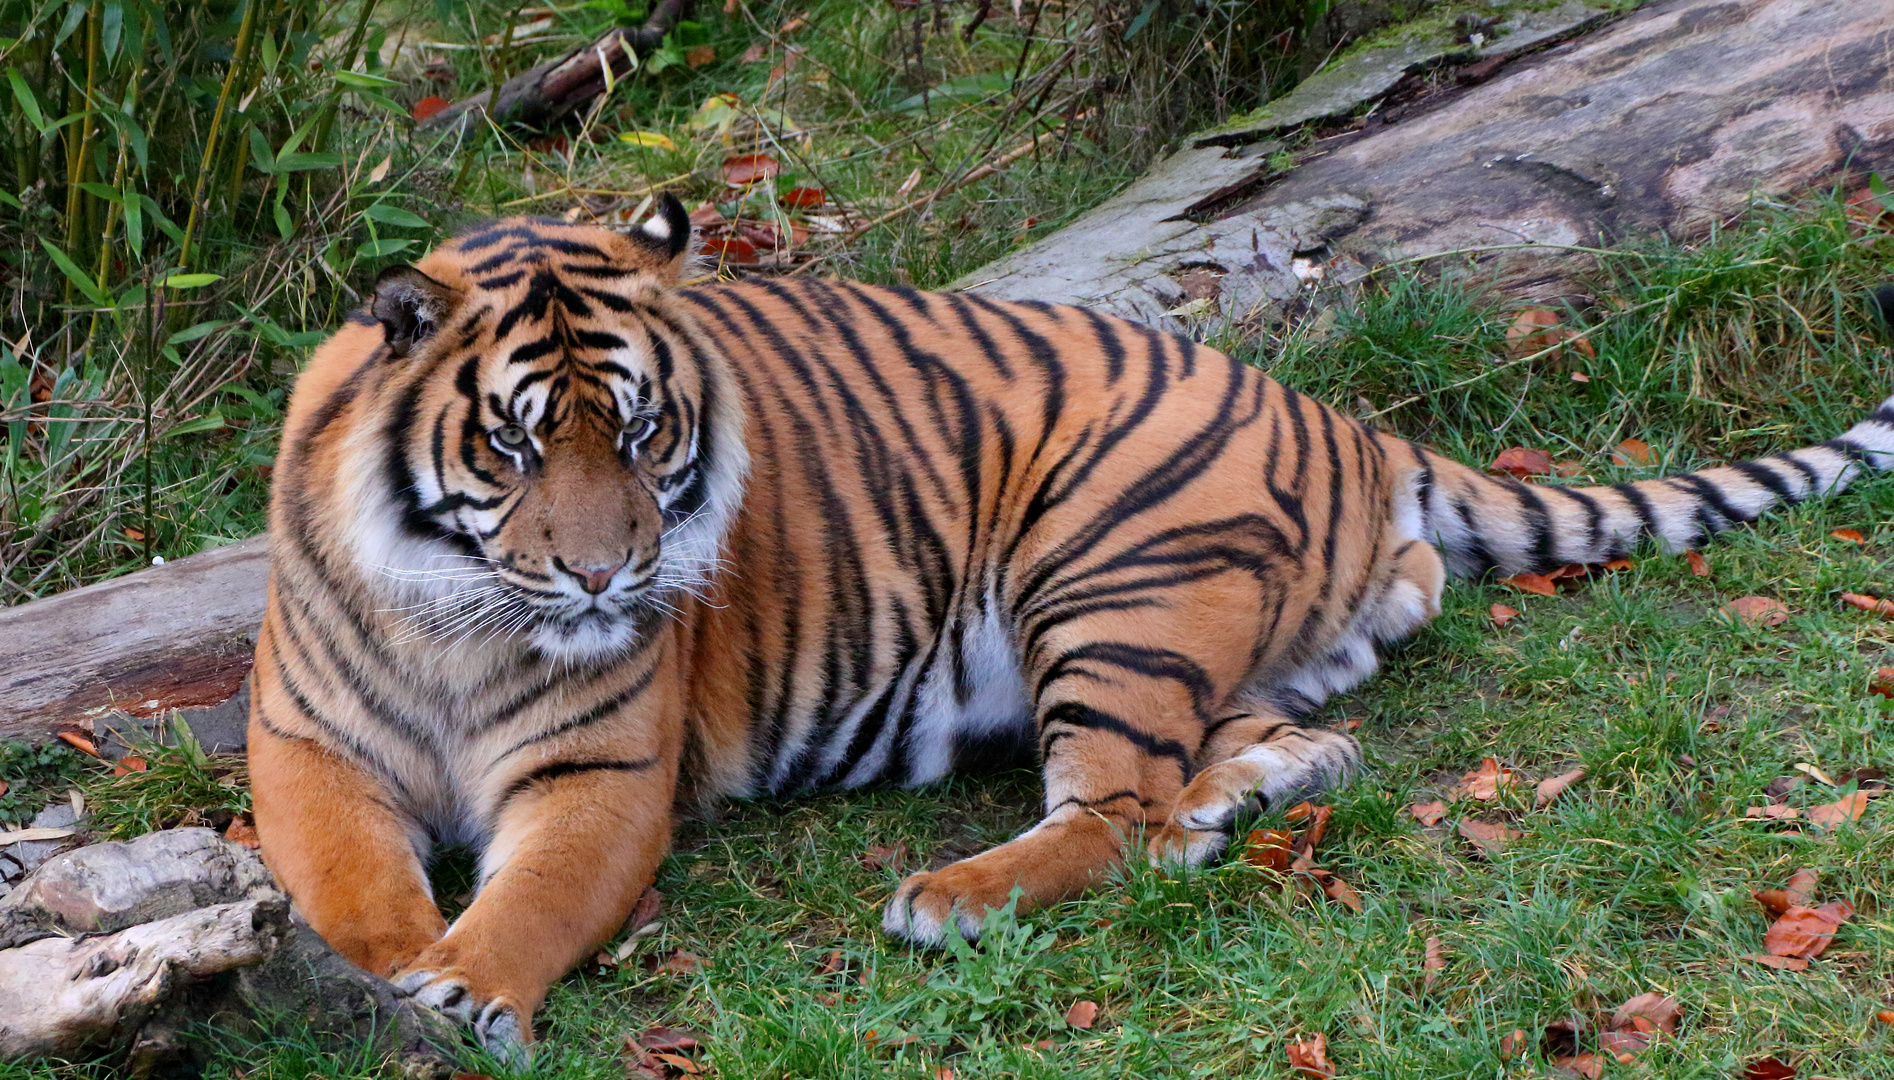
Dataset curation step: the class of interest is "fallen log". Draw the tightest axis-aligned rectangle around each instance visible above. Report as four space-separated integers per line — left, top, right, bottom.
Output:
0 536 267 745
422 0 694 134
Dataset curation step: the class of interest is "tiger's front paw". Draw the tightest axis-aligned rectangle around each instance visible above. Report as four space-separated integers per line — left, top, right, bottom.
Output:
881 864 1010 947
393 951 533 1064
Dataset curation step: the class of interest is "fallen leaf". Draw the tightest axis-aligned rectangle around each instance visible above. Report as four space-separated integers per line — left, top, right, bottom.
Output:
1490 603 1519 627
1290 805 1332 864
123 526 146 542
1460 757 1517 801
1244 828 1294 872
1807 791 1871 829
1739 953 1808 971
1283 800 1318 825
1489 446 1553 479
1503 572 1558 597
1764 902 1852 959
1876 1010 1894 1024
224 817 261 849
721 153 780 186
1601 557 1634 572
1721 596 1790 627
862 843 908 871
1753 869 1818 916
1457 818 1521 857
655 949 704 974
1064 1000 1098 1029
700 236 758 264
862 1029 921 1049
1840 591 1894 618
779 185 826 208
652 1052 702 1075
1535 768 1585 807
685 44 716 67
1499 1029 1528 1060
1505 308 1563 359
619 130 678 150
1836 767 1890 790
934 1068 955 1080
1743 1057 1796 1080
1611 993 1679 1037
1546 562 1590 580
1552 460 1585 476
1764 774 1804 800
1794 761 1838 786
779 13 809 33
1550 1053 1603 1079
0 779 8 798
1744 804 1801 821
55 731 100 757
1302 866 1363 912
740 41 769 62
1286 1033 1335 1079
1871 667 1894 697
1407 801 1447 826
368 154 393 183
453 1073 494 1080
1570 371 1591 383
412 95 450 121
1612 438 1654 466
1422 935 1444 991
0 826 77 845
895 166 923 197
111 755 147 776
1686 550 1710 576
1830 528 1867 543
637 1027 706 1053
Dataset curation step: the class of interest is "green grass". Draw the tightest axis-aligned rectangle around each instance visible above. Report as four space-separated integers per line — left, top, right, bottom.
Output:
7 195 1893 1080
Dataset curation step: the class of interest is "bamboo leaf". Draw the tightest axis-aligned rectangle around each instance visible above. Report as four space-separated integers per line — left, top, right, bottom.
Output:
163 410 226 439
168 319 231 346
159 271 223 289
333 69 400 89
39 239 112 307
362 204 428 228
53 2 87 49
274 151 342 172
6 69 46 133
248 126 276 173
357 238 414 259
102 0 124 60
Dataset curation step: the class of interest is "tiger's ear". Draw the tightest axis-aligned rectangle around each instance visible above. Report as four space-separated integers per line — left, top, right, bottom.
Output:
631 193 692 280
372 265 456 357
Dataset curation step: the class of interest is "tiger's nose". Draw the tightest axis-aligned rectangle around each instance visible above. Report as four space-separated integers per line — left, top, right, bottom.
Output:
558 558 626 594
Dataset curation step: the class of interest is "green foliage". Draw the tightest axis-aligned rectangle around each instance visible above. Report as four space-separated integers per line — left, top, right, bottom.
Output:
0 738 91 823
919 891 1064 1033
78 715 249 838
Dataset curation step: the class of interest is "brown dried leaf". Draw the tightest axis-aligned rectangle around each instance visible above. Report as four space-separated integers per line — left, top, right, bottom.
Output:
1876 1010 1894 1024
1830 528 1867 543
1744 804 1801 821
1283 800 1318 825
1871 667 1894 697
1499 1029 1528 1060
1505 308 1563 359
1503 572 1558 597
1460 757 1518 801
652 1052 703 1075
1290 805 1333 866
1489 603 1519 627
629 887 663 933
862 843 909 871
1286 1033 1335 1078
1807 791 1872 829
55 731 100 757
1457 818 1521 857
1244 828 1295 873
1422 935 1444 991
1739 953 1808 971
1744 1057 1797 1080
224 817 261 849
637 1027 706 1053
685 45 716 67
1535 768 1585 807
1064 1000 1098 1029
1686 550 1710 576
1302 866 1363 912
655 949 704 975
720 153 780 186
1721 596 1790 627
1610 992 1679 1037
112 755 147 776
1763 902 1852 959
1489 446 1553 479
0 779 8 798
1840 591 1894 618
1550 1052 1603 1079
1612 438 1654 466
1785 868 1819 907
1407 801 1447 827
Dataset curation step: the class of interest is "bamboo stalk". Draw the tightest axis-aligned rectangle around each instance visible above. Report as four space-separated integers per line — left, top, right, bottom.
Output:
179 0 261 270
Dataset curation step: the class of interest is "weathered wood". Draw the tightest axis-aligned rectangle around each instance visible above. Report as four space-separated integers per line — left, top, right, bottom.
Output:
961 0 1894 326
0 536 267 743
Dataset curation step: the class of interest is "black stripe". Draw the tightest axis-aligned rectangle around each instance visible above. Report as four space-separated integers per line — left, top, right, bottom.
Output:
1039 702 1193 779
500 758 658 803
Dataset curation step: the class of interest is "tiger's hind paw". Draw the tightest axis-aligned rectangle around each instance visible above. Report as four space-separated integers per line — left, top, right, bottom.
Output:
392 966 532 1065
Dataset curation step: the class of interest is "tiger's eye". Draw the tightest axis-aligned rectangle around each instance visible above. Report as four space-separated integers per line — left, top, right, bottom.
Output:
622 416 655 448
494 424 529 448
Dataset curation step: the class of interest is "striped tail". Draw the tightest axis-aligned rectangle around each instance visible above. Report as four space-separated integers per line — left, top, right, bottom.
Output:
1400 396 1894 578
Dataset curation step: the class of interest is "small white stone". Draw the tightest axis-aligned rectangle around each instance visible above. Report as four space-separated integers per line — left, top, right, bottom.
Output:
151 556 165 566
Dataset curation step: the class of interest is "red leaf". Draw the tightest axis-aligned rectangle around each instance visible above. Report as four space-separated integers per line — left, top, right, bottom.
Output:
1286 1033 1335 1078
1550 1053 1602 1079
1739 953 1808 971
1489 604 1519 627
56 731 100 757
1876 1010 1894 1024
1806 791 1872 829
1601 557 1634 572
1499 1029 1529 1060
1871 666 1894 698
1763 902 1852 959
700 236 758 264
1505 308 1562 358
1685 550 1710 576
1503 572 1558 597
655 949 704 974
721 153 780 186
1744 1057 1797 1080
1456 818 1521 857
1459 757 1517 801
1830 528 1866 543
1489 447 1552 479
1407 801 1447 826
637 1026 706 1053
1064 1000 1098 1029
112 755 148 776
412 95 450 121
862 843 909 871
1744 804 1801 821
224 817 261 849
1721 596 1789 627
1612 438 1654 466
1535 768 1585 807
1841 591 1894 618
1244 828 1294 873
779 185 826 208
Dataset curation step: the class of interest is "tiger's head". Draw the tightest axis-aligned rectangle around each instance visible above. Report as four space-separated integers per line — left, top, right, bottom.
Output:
321 198 748 662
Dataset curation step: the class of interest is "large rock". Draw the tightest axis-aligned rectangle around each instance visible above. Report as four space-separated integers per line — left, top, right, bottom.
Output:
963 0 1894 325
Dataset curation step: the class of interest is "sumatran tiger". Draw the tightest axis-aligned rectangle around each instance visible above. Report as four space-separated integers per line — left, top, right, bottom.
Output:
248 196 1894 1055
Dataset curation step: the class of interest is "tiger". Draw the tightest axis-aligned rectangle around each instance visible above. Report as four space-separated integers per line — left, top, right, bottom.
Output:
247 195 1894 1056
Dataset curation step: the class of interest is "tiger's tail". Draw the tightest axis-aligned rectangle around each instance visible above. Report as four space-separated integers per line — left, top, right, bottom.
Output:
1397 395 1894 579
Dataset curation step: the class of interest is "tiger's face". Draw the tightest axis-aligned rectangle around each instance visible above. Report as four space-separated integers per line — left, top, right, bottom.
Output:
348 201 747 662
